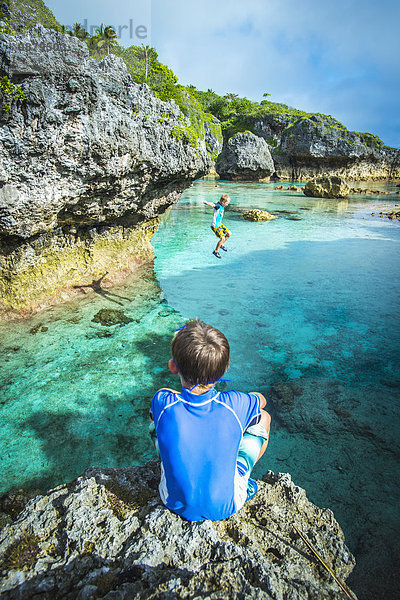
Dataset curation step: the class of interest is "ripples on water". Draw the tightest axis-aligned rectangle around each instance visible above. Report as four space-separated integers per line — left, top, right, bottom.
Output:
0 179 399 599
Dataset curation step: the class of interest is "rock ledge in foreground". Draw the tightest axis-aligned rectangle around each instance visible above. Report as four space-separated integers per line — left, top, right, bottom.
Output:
0 461 357 599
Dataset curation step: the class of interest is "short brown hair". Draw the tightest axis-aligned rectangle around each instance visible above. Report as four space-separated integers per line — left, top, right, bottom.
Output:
220 194 230 203
171 319 230 387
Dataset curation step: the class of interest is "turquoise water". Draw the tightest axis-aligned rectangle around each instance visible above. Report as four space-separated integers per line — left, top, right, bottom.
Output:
0 267 182 492
0 179 399 598
153 180 400 598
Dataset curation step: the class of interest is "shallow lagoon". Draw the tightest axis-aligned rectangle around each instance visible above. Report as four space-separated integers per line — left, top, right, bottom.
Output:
0 179 399 599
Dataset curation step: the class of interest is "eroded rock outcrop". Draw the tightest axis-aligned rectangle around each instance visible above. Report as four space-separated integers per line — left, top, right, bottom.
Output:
304 176 350 199
221 112 400 182
275 115 400 180
242 209 277 221
0 25 212 314
0 461 357 599
216 132 275 181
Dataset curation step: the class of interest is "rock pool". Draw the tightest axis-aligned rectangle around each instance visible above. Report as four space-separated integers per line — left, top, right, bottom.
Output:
0 179 399 599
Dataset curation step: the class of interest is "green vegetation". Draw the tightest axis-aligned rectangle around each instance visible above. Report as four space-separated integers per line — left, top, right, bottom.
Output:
355 132 384 149
8 0 62 31
2 531 40 571
0 0 13 32
110 45 222 155
83 541 95 553
0 75 26 112
189 88 350 142
4 1 387 153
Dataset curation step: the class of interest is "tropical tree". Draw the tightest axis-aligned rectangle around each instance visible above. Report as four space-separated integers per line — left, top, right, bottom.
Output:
224 93 239 103
59 24 73 36
139 44 157 81
72 22 88 40
93 24 119 55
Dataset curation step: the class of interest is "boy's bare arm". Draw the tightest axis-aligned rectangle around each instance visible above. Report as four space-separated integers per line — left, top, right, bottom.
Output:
203 201 215 208
250 391 267 408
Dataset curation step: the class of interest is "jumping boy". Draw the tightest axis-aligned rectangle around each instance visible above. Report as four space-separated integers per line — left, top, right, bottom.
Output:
150 319 271 522
203 194 231 259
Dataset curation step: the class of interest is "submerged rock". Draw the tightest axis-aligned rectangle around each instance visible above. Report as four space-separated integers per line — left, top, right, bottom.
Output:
378 210 400 221
216 132 275 181
304 176 350 199
92 309 134 327
0 461 357 599
242 209 277 221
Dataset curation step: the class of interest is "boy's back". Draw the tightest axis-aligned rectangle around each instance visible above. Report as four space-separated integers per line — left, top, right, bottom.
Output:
150 319 270 522
151 385 261 521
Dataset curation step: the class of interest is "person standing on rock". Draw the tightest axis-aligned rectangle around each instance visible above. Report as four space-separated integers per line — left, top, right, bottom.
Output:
150 319 271 522
203 194 231 259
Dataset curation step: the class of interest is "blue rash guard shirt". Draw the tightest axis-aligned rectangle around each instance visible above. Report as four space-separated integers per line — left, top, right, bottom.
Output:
212 202 225 227
151 386 261 521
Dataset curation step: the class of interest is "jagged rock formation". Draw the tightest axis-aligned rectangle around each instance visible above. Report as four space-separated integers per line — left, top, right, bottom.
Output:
275 115 400 180
5 0 61 32
303 176 350 199
0 461 357 599
222 113 400 182
216 132 275 181
376 209 400 221
0 25 212 314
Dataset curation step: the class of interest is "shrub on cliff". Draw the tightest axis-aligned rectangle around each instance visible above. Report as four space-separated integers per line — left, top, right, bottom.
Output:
0 75 25 114
190 87 391 154
7 0 61 32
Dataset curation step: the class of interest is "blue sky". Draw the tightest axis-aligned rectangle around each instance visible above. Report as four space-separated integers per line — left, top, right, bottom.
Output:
45 0 400 148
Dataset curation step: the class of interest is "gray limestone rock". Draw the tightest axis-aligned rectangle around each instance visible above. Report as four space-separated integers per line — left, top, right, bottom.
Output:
0 26 211 240
303 176 350 199
0 26 212 312
216 132 275 181
242 209 277 221
220 111 400 181
0 461 357 599
277 115 400 180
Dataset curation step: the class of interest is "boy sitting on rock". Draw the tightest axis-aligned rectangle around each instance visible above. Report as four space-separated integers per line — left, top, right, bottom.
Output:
150 319 271 521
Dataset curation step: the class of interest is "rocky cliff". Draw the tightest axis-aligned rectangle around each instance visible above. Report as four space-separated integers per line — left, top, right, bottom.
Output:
0 461 357 599
275 115 400 180
0 25 212 315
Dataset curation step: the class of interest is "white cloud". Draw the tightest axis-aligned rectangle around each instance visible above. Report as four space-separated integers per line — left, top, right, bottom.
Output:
44 0 400 146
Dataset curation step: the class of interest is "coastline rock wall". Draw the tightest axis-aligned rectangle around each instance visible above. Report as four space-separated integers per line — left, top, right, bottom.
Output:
0 26 212 314
0 461 357 599
275 115 400 181
216 113 400 182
